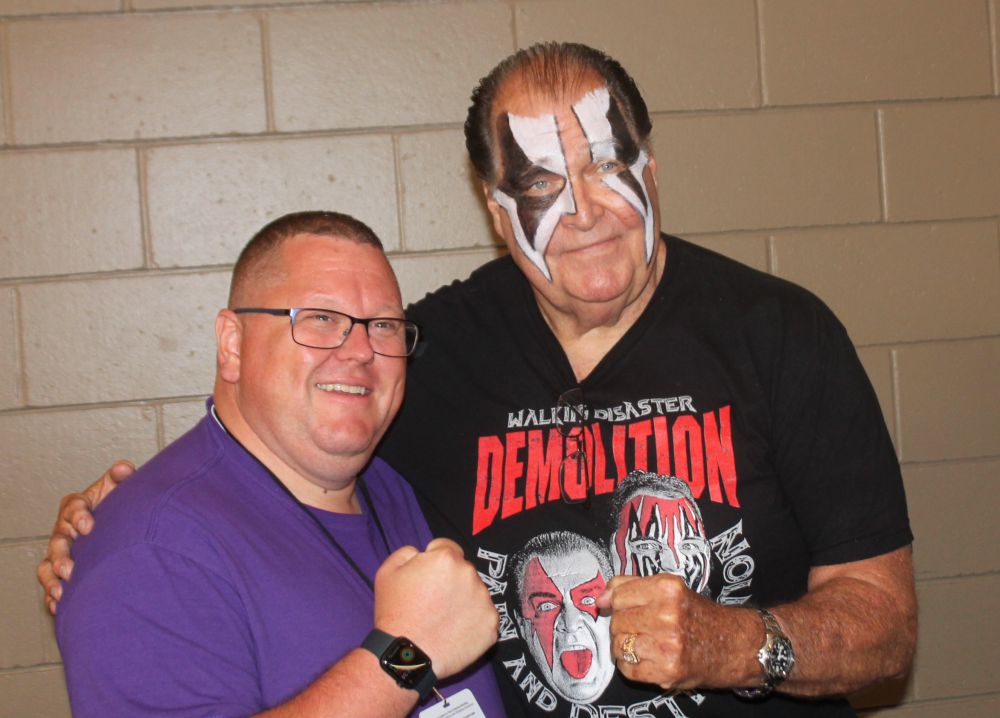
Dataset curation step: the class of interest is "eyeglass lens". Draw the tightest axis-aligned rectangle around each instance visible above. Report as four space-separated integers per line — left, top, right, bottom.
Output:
292 309 415 357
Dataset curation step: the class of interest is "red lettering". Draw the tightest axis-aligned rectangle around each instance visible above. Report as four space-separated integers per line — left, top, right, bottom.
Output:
611 424 627 485
525 429 562 508
672 416 705 498
589 423 615 496
473 435 504 535
652 416 671 475
704 406 739 507
628 418 653 472
502 431 526 520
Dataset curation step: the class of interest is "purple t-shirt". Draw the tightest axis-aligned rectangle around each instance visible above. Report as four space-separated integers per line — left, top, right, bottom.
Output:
56 406 504 717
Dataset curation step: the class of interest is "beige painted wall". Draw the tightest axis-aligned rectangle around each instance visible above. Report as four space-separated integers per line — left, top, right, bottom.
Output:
1 1 998 716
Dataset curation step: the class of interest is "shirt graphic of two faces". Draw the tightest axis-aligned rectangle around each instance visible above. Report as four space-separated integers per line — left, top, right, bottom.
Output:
511 470 711 704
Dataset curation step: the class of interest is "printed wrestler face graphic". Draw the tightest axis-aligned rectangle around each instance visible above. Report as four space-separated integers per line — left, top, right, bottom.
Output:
611 474 711 595
490 84 656 283
515 533 614 704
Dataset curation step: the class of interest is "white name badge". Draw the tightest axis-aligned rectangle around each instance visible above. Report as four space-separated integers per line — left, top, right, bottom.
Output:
419 688 486 718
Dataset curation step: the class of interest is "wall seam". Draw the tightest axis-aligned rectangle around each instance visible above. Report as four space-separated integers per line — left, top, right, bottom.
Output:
891 347 903 462
155 402 165 451
259 11 275 133
875 109 889 222
988 0 999 95
753 0 767 107
0 21 14 144
392 133 406 252
765 234 777 275
137 148 154 268
13 286 27 406
508 0 519 52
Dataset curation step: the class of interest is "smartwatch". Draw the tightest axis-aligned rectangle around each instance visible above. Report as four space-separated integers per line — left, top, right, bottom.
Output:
362 629 437 701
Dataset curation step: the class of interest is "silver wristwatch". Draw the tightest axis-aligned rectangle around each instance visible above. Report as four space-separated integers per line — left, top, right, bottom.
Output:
734 608 795 699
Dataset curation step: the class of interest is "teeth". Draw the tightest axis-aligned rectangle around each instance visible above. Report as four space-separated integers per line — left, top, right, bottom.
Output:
316 383 370 396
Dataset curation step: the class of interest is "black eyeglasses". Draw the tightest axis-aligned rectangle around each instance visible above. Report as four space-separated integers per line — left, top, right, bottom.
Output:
234 307 419 358
556 387 592 506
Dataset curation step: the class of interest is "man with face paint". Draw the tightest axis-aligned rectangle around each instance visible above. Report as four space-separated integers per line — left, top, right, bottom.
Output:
41 43 916 718
512 532 616 705
609 471 712 595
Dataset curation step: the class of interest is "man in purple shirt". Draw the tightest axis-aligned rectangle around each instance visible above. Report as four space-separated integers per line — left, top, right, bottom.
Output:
54 211 504 717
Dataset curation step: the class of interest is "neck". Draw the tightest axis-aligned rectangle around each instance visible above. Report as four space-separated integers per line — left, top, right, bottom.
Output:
537 247 666 381
211 392 362 514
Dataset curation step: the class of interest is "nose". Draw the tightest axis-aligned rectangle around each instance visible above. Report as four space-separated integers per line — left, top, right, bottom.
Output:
563 178 603 231
556 602 586 633
333 322 375 362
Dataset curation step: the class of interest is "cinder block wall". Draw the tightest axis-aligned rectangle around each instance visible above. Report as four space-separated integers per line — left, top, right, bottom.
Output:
1 1 997 716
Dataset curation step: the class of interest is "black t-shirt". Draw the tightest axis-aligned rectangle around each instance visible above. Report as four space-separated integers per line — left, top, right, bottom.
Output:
379 234 911 718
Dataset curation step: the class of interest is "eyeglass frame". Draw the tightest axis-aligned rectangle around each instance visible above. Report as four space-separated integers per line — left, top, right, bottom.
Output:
555 387 593 507
232 307 419 358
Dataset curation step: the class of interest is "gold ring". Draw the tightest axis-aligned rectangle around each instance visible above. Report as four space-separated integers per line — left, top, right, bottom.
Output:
622 633 640 665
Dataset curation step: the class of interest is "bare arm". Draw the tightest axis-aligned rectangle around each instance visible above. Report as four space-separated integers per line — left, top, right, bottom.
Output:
37 460 135 613
599 545 916 697
772 545 917 696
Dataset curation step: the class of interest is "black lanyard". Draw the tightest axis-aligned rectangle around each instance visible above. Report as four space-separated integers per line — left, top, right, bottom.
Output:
212 407 391 593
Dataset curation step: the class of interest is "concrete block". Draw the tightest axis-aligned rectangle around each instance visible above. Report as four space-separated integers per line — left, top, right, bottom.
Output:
772 221 1000 345
0 149 142 279
653 107 880 234
21 271 230 406
269 2 512 131
516 0 759 111
906 459 1000 579
398 129 497 252
882 100 1000 222
0 543 52 668
0 664 71 718
896 338 1000 462
162 398 210 448
0 0 116 14
8 13 265 143
0 406 158 539
760 0 992 104
913 575 1000 699
0 288 19 410
147 135 399 267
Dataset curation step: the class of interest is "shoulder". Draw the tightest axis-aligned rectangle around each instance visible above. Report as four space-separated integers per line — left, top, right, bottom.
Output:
666 235 848 342
70 416 237 576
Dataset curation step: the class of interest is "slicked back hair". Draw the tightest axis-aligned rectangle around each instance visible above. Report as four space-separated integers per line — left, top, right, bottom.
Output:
465 42 652 185
228 210 385 307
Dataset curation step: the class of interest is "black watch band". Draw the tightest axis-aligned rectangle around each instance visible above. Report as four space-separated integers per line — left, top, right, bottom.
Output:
362 629 437 702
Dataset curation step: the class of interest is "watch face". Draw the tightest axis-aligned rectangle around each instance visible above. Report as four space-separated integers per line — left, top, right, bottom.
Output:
383 637 432 690
770 636 795 680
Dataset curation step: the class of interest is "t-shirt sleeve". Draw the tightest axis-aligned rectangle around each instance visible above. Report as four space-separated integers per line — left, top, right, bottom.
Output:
57 542 261 718
766 296 912 566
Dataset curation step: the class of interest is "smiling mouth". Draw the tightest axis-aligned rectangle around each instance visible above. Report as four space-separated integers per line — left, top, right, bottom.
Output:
315 383 370 396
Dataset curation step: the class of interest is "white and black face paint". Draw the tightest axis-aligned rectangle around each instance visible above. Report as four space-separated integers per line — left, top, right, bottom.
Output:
572 87 655 263
492 86 654 281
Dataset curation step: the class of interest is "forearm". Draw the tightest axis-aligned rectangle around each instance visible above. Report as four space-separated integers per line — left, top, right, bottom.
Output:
257 648 419 718
772 546 918 696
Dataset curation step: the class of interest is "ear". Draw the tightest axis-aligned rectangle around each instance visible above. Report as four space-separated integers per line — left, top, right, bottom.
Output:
216 309 243 384
482 182 507 238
